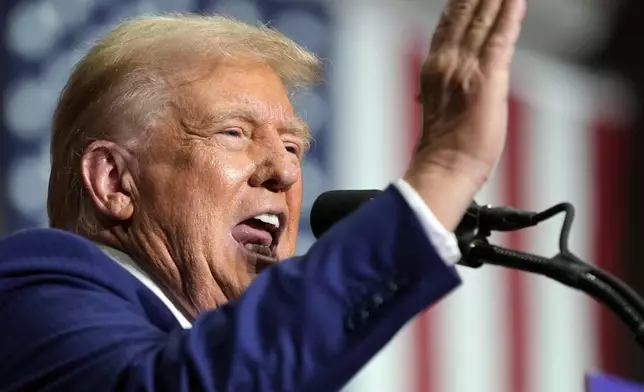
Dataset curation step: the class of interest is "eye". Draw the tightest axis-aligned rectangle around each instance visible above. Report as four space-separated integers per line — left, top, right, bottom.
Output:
221 128 244 138
284 143 300 156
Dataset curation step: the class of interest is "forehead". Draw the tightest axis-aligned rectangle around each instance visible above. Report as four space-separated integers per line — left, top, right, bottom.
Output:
185 62 308 137
214 93 297 123
192 62 291 110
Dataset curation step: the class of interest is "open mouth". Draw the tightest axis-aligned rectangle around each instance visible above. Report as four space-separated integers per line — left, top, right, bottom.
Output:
231 212 284 261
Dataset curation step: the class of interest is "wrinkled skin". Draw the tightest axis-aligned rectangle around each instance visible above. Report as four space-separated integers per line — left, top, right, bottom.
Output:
405 0 526 230
82 62 308 318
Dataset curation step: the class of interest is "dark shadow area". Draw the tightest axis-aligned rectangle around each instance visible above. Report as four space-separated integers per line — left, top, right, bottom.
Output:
591 0 644 382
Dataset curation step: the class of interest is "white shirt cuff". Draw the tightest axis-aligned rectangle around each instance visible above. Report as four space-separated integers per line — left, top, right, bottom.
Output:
393 179 461 266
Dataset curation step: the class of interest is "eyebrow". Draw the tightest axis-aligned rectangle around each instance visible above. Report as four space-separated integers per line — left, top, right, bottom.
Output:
206 107 311 143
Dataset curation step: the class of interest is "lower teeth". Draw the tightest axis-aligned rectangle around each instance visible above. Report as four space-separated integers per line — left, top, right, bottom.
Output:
244 243 272 256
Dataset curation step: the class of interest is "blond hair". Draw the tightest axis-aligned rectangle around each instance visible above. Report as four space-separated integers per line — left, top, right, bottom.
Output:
47 14 322 233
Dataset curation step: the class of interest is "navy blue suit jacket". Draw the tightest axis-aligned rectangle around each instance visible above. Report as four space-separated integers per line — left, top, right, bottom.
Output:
0 186 461 392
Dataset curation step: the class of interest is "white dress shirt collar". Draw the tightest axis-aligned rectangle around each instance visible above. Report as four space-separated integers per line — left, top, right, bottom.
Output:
96 244 193 329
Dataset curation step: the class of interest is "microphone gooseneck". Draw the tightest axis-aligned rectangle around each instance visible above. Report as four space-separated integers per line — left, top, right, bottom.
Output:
309 189 644 349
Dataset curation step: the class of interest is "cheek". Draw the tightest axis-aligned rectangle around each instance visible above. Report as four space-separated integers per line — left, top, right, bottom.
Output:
206 154 251 194
285 180 303 238
176 146 251 194
137 145 253 217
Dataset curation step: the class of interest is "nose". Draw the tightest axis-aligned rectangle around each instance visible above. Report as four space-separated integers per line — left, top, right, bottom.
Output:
249 144 299 192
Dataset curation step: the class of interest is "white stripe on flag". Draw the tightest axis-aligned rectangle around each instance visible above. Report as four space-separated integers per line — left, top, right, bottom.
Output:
332 1 414 391
329 0 407 191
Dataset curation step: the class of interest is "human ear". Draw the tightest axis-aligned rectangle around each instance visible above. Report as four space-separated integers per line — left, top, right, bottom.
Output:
80 140 136 222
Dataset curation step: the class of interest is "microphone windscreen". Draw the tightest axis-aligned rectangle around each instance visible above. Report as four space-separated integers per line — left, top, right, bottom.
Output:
310 189 381 238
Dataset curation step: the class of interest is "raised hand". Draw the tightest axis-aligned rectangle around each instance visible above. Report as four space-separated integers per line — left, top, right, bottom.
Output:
404 0 527 231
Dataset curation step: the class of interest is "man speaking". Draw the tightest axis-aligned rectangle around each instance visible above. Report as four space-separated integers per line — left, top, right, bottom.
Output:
0 0 526 390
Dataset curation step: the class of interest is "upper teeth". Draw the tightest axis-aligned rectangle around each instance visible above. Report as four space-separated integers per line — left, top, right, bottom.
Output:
253 213 280 229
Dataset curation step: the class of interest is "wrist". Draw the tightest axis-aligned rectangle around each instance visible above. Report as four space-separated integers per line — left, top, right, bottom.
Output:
411 147 494 189
404 151 489 231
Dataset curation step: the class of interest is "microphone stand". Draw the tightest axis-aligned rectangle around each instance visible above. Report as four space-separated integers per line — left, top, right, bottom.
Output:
455 202 644 349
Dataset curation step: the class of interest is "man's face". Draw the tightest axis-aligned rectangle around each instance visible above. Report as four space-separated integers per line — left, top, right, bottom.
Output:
133 61 307 304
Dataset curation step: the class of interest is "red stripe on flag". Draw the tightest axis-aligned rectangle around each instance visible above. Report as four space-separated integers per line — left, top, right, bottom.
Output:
407 40 432 392
593 119 629 375
407 51 423 158
505 96 527 392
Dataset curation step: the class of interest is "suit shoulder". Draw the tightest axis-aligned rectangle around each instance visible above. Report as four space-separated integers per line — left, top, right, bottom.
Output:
0 228 103 262
0 228 146 302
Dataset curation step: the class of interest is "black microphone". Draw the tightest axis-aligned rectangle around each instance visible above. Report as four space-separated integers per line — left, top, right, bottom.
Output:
310 189 538 239
310 190 381 239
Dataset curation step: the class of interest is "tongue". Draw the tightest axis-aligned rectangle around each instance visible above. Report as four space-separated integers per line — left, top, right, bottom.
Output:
231 220 273 250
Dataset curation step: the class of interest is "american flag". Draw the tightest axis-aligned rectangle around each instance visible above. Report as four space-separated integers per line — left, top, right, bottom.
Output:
336 3 632 391
0 1 632 391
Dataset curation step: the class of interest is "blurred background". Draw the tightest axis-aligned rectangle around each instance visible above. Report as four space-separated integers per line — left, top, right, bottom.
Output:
2 0 644 391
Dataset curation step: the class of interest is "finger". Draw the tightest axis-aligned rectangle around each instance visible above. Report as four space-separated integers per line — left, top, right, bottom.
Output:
430 0 482 52
481 0 527 70
461 0 504 54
